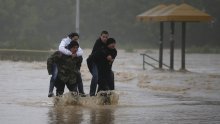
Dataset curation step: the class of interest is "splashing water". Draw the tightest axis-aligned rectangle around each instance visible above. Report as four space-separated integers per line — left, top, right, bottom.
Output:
53 91 119 106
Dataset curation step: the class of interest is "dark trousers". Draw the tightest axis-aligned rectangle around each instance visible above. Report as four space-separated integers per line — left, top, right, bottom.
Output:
97 70 115 93
54 77 78 96
49 64 84 94
109 71 115 90
76 72 85 94
89 62 98 96
49 64 58 93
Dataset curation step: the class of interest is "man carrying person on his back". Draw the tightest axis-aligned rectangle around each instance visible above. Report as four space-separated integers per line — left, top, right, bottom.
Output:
48 32 85 97
47 41 81 96
92 38 117 92
87 31 109 96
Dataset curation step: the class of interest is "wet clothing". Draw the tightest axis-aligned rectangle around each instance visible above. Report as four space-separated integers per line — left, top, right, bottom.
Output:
48 64 58 93
55 77 78 96
76 70 85 94
48 63 84 95
93 47 117 92
87 38 106 96
109 71 115 90
59 37 83 56
87 38 106 66
91 38 106 55
58 37 85 94
88 62 98 96
47 51 82 95
48 55 85 95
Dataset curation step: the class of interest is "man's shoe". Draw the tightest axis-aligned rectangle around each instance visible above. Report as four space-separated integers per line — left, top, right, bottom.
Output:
48 92 54 97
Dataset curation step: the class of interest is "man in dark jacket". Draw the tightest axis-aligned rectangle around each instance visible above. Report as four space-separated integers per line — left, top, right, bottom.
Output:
93 38 117 92
87 31 109 96
47 41 81 96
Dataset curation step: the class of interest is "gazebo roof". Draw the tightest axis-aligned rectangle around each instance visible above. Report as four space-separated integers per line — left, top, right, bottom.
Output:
137 3 213 22
137 4 167 21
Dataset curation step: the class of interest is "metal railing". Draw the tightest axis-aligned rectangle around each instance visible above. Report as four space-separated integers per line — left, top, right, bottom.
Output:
140 53 169 70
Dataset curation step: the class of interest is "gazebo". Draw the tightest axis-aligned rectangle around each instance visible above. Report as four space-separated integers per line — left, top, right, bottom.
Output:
137 3 213 70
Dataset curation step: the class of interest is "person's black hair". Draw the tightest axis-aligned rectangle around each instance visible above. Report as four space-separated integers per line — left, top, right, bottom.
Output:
67 40 79 50
68 32 79 39
106 38 116 46
101 30 109 36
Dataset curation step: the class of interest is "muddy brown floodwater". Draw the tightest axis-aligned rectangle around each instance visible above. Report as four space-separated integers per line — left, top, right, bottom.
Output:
0 49 220 124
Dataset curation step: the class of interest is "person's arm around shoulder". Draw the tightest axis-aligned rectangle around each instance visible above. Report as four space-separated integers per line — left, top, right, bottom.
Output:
59 38 72 56
76 46 83 57
107 49 117 62
112 49 117 59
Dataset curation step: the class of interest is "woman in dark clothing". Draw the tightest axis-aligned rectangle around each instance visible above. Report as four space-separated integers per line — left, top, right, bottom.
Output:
93 38 117 93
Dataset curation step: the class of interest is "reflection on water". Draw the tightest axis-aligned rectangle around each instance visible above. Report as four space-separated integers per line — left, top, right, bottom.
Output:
48 106 115 124
48 106 83 124
89 107 115 124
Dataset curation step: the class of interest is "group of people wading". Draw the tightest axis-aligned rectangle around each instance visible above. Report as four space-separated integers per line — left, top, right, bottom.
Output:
47 31 117 97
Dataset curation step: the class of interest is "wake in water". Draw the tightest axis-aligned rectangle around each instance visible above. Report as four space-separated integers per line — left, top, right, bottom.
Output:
53 91 119 106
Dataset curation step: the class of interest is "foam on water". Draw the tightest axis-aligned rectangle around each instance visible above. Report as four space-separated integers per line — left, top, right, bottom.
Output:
53 91 119 106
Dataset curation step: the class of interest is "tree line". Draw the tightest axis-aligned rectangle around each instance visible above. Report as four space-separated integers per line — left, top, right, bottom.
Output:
0 0 219 50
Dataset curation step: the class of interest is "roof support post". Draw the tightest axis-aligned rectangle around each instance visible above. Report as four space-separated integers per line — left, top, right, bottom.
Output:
170 22 175 70
181 22 186 70
159 22 164 69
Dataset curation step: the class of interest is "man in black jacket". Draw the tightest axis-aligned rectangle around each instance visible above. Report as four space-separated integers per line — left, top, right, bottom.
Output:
87 31 109 96
93 38 117 92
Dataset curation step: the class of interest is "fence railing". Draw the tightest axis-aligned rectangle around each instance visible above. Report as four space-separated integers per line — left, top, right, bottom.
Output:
140 53 169 70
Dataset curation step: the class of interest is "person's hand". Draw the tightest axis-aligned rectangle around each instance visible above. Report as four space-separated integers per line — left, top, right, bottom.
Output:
71 53 77 58
107 55 112 61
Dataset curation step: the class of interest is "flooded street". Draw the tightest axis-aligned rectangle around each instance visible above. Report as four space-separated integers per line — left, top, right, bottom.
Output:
1 50 220 124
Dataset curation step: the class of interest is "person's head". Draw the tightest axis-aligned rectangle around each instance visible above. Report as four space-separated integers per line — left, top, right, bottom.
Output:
100 30 109 43
68 32 79 41
67 40 79 54
106 38 116 49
